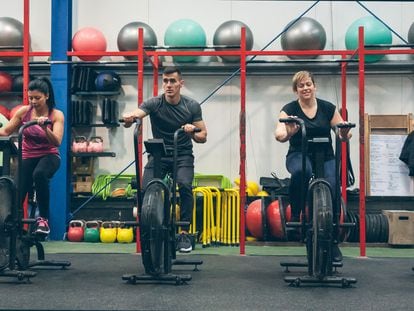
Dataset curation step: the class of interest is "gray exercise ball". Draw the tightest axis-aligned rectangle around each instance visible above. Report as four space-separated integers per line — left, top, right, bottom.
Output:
117 21 157 60
408 22 414 43
213 20 254 62
281 17 326 59
0 17 26 63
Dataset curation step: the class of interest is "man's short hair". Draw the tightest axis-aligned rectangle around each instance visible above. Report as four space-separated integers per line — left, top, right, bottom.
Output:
163 66 182 78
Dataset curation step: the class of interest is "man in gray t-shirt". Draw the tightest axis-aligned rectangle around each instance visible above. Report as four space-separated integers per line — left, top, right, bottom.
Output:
123 66 207 253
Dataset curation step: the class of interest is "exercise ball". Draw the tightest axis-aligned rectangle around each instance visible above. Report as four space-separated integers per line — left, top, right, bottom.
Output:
213 20 254 62
266 200 284 239
345 16 392 63
0 72 13 92
72 27 107 61
117 21 158 60
408 22 414 44
281 17 326 59
0 105 10 120
95 71 121 92
0 17 26 63
164 19 206 62
11 74 35 92
246 199 263 238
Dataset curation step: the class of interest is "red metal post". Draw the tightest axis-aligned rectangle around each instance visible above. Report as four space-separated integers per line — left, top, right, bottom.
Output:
23 0 30 106
358 27 367 257
340 56 348 205
239 28 247 255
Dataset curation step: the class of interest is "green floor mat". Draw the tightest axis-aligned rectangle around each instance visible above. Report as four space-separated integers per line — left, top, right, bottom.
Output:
39 241 414 258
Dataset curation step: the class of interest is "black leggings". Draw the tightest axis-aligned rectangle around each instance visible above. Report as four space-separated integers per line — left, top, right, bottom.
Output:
21 154 61 219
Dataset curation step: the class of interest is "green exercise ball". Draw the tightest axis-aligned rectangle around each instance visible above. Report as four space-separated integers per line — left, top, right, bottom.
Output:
164 19 206 62
345 16 392 63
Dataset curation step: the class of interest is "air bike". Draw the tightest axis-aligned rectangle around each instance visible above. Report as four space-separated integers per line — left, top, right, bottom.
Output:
0 120 70 282
121 119 203 285
279 117 357 287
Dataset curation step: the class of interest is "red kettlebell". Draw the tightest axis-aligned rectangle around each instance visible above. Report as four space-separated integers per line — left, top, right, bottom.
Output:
87 136 104 153
67 220 85 242
72 136 88 153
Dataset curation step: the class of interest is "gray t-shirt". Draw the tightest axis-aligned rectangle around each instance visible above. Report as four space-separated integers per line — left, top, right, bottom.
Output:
140 94 203 155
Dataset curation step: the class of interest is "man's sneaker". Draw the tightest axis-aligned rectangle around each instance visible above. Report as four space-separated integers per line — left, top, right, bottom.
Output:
176 233 192 253
35 217 50 235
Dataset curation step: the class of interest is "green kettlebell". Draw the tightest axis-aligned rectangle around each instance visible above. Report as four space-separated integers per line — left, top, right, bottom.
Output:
84 220 100 243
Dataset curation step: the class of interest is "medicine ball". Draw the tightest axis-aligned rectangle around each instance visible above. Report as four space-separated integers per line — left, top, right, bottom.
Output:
11 74 35 92
95 71 121 92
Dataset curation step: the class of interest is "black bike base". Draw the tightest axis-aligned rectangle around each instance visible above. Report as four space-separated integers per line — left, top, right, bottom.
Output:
27 260 71 269
172 259 203 271
284 275 357 288
123 258 203 285
0 268 37 282
122 273 192 285
280 261 343 273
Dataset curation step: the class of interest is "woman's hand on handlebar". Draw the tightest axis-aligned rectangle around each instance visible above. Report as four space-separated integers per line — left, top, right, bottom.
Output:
336 122 355 141
36 117 52 128
280 116 301 138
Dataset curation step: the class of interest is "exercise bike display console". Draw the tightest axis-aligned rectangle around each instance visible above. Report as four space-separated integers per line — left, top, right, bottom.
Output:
279 117 357 287
122 120 203 285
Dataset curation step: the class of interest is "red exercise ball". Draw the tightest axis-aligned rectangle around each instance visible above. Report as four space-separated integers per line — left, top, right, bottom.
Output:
0 105 10 120
246 199 263 238
72 27 107 61
9 104 24 119
266 200 284 239
0 72 13 92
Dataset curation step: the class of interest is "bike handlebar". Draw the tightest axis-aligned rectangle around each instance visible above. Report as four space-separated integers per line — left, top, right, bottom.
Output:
335 122 356 129
118 118 142 126
279 117 305 127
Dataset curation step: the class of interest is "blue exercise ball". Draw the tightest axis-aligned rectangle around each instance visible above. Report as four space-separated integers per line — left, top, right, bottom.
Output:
213 20 254 62
164 19 206 62
281 17 326 59
95 71 121 92
345 16 392 63
117 21 158 60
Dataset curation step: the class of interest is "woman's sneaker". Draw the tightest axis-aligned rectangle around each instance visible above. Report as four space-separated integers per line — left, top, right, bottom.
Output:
35 217 50 235
176 233 192 253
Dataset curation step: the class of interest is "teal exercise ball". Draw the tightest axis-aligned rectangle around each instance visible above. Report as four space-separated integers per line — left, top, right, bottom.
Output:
164 19 206 62
281 17 326 59
345 16 392 63
213 20 254 62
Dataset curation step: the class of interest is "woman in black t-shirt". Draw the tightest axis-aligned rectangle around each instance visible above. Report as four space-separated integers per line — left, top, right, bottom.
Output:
275 71 351 261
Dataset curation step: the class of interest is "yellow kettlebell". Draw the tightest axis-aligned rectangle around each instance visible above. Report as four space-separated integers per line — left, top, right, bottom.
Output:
100 221 117 243
117 225 134 243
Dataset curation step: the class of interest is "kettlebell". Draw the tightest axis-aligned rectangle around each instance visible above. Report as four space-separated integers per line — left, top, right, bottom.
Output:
117 224 134 243
100 221 117 243
72 136 88 153
84 220 101 243
67 220 85 242
87 136 104 153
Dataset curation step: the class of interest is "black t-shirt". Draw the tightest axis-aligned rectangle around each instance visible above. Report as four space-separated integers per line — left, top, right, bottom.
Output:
140 94 203 155
281 98 336 160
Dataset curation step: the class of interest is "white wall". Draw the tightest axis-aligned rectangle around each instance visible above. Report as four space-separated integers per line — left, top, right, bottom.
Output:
3 1 414 189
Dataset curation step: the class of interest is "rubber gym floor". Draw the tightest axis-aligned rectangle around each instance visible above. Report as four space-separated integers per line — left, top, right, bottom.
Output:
0 242 413 311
